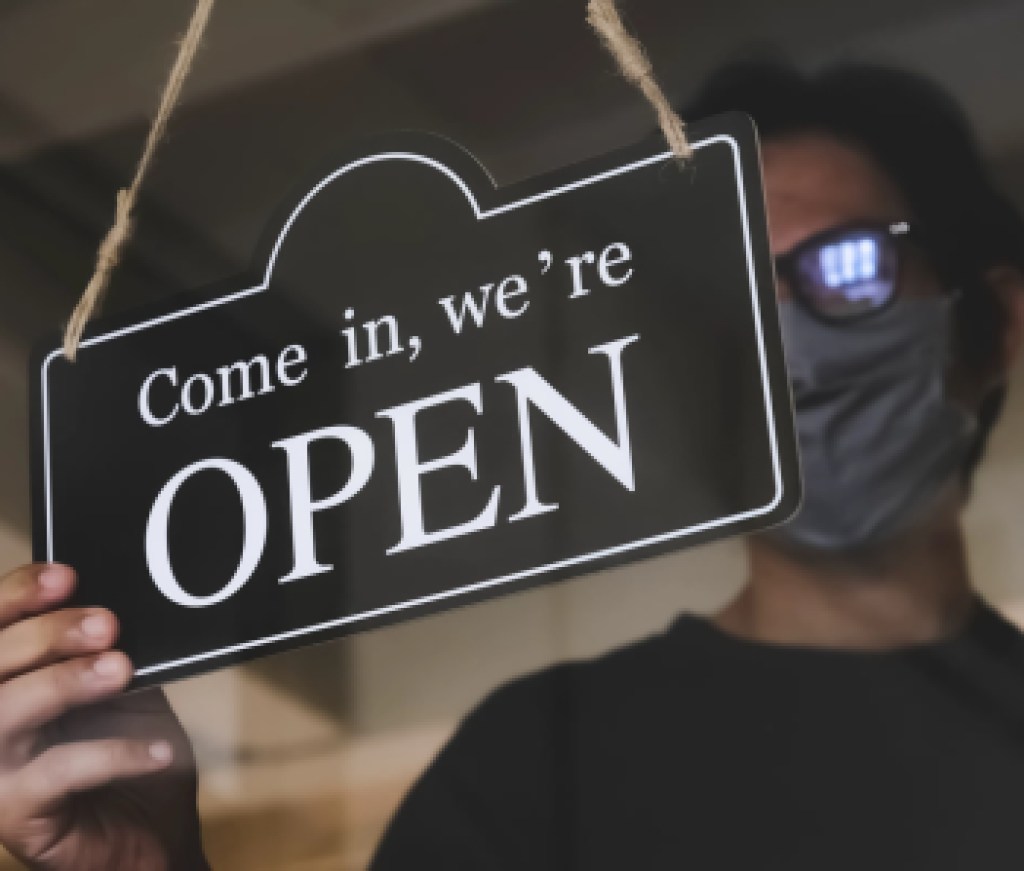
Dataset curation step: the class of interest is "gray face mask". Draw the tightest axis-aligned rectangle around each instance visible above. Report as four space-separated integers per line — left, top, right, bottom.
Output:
772 297 976 552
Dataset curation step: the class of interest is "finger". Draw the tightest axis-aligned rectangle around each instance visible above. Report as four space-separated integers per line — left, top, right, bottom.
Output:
16 738 173 815
0 565 76 630
58 687 198 768
0 608 118 683
0 652 132 741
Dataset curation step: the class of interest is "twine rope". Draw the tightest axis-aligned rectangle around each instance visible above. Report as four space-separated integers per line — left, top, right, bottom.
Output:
586 0 691 161
63 0 682 360
62 0 216 361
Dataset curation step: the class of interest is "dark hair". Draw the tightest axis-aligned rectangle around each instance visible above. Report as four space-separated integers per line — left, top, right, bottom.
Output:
682 59 1024 477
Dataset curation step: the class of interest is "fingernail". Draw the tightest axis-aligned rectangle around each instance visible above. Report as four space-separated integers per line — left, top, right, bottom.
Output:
92 653 125 679
80 612 110 640
38 565 70 596
149 741 173 764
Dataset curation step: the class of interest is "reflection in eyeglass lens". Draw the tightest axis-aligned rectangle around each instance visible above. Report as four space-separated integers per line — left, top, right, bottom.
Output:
805 233 894 315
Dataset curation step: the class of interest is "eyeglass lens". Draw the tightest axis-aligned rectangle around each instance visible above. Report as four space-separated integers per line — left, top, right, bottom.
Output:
794 229 899 319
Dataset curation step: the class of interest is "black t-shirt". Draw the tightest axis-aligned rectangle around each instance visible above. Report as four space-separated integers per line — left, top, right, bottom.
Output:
371 600 1024 870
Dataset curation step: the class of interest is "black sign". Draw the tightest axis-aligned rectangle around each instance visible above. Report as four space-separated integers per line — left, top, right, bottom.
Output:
31 113 800 687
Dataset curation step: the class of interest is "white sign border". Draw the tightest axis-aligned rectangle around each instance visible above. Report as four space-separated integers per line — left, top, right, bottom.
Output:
39 133 785 679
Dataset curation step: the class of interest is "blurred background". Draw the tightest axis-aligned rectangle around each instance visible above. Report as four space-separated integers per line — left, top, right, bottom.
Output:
1 0 1023 867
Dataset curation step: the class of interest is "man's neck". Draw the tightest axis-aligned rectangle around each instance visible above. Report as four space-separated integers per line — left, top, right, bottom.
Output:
714 516 976 650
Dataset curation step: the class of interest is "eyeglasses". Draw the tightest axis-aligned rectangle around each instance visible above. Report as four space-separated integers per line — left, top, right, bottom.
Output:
774 221 914 322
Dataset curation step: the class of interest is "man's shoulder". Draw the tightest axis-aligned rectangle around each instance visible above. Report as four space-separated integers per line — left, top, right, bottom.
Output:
953 598 1024 680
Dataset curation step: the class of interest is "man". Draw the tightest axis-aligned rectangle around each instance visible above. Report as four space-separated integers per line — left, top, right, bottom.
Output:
370 61 1024 868
0 60 1022 870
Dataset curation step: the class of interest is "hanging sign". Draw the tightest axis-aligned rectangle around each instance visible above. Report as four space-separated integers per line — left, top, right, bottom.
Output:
31 113 800 687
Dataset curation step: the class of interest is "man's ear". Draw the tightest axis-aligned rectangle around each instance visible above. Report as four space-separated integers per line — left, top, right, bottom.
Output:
987 264 1024 373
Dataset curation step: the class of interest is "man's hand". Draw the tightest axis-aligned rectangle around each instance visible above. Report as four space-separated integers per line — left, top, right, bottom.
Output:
0 563 208 870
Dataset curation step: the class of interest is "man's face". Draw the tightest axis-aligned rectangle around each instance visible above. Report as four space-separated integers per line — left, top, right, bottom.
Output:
757 132 980 550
